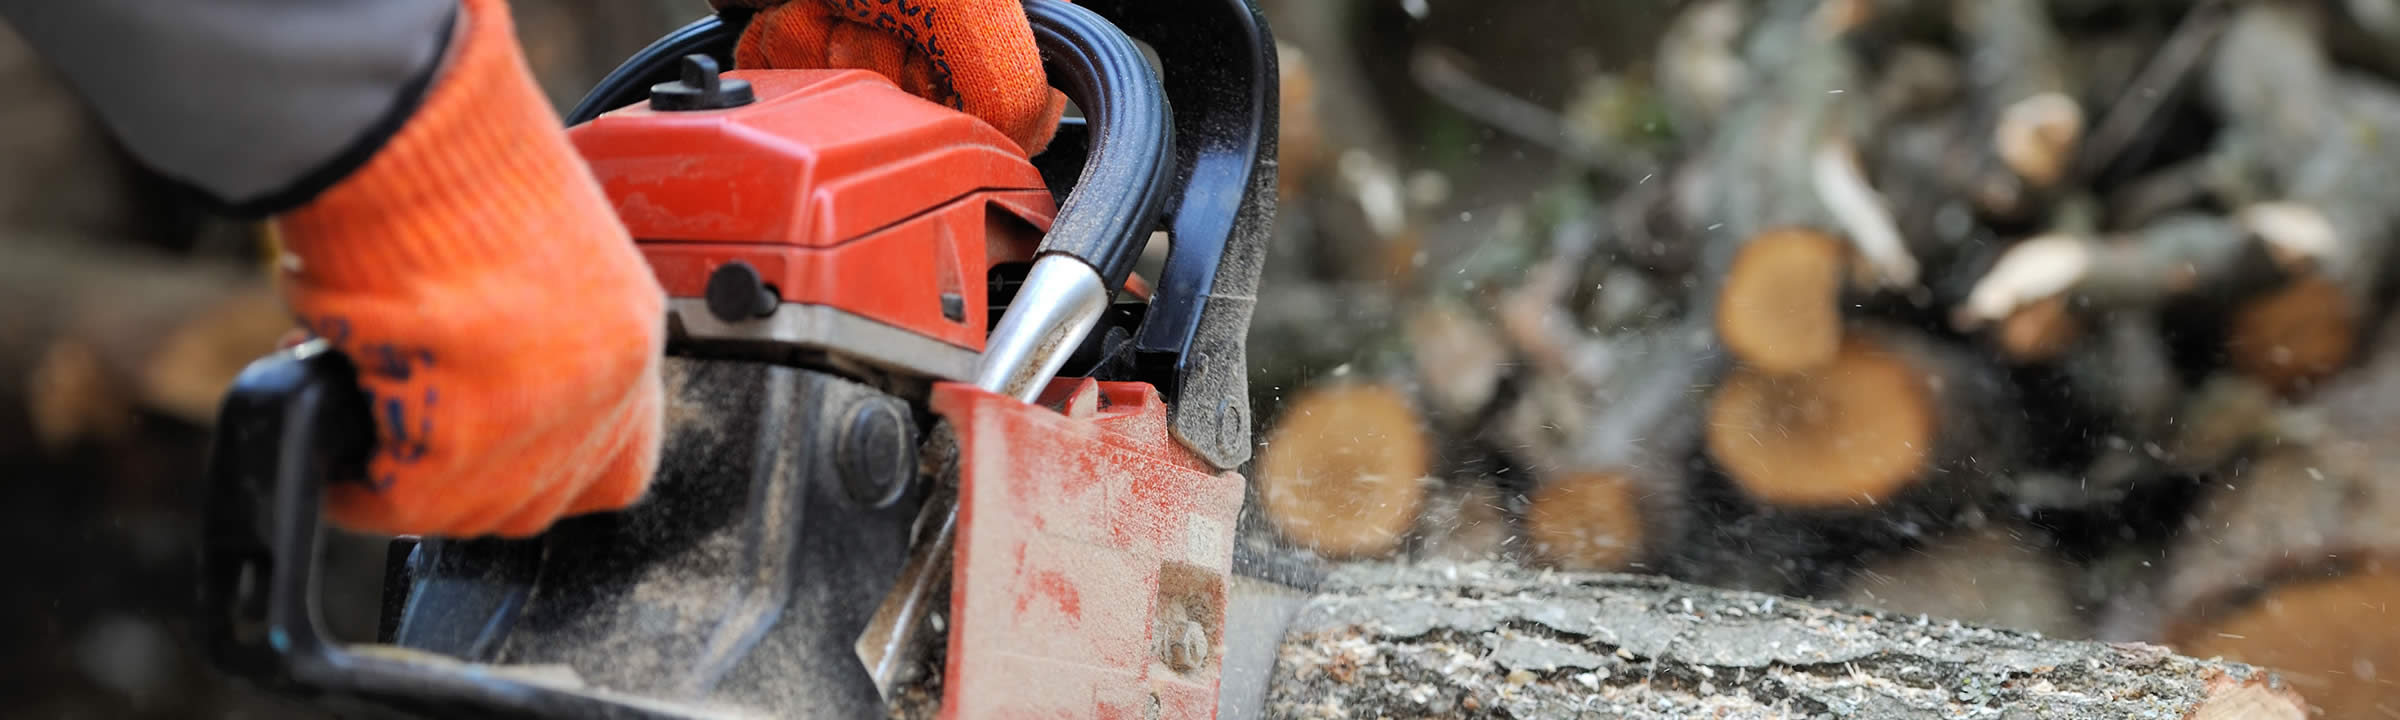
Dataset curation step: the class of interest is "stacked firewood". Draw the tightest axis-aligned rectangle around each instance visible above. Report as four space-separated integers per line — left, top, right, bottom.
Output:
1246 1 2400 715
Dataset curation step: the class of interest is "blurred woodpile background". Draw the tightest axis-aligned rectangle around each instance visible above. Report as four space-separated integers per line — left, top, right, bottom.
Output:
13 0 2400 718
1246 1 2400 716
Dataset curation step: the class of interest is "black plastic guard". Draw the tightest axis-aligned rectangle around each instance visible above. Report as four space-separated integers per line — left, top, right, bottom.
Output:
1082 0 1279 472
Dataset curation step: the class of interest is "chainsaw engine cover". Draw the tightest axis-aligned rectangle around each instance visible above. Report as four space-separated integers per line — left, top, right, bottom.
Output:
567 67 1059 381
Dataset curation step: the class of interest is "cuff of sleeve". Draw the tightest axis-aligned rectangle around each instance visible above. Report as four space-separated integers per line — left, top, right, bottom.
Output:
274 0 627 296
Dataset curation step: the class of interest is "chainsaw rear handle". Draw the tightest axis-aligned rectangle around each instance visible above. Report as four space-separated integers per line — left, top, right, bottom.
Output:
200 342 694 719
570 0 1277 470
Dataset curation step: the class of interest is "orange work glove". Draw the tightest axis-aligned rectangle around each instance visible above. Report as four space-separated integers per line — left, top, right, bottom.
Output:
272 0 667 538
710 0 1069 156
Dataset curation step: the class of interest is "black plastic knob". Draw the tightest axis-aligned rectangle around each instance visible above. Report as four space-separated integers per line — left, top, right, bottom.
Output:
836 399 917 510
650 55 754 111
705 261 779 322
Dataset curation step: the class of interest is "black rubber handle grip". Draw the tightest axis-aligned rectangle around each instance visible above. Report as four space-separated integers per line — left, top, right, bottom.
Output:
1021 0 1176 291
199 345 709 719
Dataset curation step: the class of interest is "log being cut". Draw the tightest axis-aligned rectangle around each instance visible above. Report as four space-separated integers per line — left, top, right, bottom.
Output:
1264 561 2306 719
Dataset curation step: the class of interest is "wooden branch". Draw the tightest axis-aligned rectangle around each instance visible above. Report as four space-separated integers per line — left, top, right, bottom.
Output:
1690 0 1914 301
1654 0 1751 142
1956 214 2280 334
1956 0 2085 192
2202 4 2400 393
1265 560 2308 719
1522 471 1651 573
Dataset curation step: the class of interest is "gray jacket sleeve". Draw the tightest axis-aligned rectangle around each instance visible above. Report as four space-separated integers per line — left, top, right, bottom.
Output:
0 0 458 215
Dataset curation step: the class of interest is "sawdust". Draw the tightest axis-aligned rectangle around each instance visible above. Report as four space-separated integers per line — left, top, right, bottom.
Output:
345 644 767 720
1263 560 2304 719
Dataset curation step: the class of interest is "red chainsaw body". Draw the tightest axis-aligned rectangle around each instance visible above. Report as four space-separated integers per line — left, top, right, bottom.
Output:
566 68 1243 718
932 379 1246 720
566 69 1056 354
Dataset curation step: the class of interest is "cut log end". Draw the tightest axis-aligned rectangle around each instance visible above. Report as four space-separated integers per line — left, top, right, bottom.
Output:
1957 232 2092 331
2227 274 2357 394
1996 295 2083 363
2168 559 2400 720
2189 673 2310 720
1523 471 1645 572
1996 91 2086 189
1716 228 1849 374
1255 383 1432 559
1706 335 1936 508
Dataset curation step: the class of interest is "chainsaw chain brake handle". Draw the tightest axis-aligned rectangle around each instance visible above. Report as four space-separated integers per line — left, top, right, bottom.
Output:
569 0 1278 471
972 0 1175 404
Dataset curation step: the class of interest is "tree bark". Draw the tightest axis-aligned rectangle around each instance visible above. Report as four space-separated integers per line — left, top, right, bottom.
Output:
1264 560 2308 719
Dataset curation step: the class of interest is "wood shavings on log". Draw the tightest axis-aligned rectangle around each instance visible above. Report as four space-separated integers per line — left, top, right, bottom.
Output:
1265 560 2306 719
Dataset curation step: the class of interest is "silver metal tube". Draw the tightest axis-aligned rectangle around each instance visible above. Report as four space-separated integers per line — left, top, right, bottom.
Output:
973 254 1111 401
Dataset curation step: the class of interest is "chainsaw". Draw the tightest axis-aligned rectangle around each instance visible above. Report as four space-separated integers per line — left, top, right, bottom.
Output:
196 1 1317 717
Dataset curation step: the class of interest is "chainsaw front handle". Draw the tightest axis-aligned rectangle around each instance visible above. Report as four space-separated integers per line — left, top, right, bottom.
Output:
974 0 1175 400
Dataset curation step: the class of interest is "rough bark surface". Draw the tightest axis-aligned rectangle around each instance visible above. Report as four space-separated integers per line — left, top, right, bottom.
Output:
1264 561 2306 720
